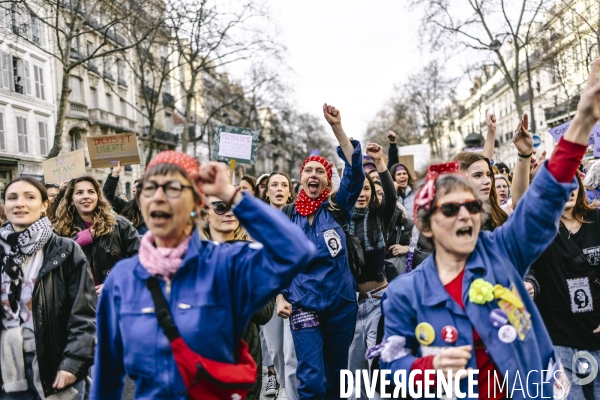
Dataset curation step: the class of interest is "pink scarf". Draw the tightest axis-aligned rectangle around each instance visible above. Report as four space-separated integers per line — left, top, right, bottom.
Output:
138 231 191 281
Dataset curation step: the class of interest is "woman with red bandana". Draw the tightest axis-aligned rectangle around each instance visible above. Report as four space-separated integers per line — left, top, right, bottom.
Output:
377 59 600 399
276 104 365 399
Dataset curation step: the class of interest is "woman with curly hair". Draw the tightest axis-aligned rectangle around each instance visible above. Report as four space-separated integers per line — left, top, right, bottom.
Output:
54 176 140 295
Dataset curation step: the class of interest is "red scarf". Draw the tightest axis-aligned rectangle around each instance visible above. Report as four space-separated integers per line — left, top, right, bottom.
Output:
295 188 330 217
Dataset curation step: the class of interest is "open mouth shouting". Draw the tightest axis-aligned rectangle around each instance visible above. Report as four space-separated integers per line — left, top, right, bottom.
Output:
456 226 474 239
149 210 172 225
307 181 320 195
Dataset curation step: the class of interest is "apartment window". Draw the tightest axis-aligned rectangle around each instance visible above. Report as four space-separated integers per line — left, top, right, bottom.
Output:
165 113 173 132
162 79 170 94
117 59 124 80
33 64 44 100
70 131 83 151
69 76 82 102
12 57 30 95
106 93 113 112
16 115 28 153
0 111 4 150
38 121 48 156
120 99 127 117
90 87 97 108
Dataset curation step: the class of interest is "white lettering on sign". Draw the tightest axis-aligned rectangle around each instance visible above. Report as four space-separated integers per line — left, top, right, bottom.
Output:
218 132 253 160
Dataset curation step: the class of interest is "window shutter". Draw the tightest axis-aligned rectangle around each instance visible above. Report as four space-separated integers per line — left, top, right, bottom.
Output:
1 52 9 89
24 60 31 95
22 117 28 153
0 112 5 150
38 121 47 155
39 66 44 100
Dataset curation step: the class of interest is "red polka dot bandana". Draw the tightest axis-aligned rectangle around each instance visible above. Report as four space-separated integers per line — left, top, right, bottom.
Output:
146 151 200 179
413 162 460 218
295 187 330 217
300 156 332 182
295 155 332 216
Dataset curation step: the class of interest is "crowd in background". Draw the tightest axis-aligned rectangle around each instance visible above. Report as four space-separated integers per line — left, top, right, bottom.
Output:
0 62 599 400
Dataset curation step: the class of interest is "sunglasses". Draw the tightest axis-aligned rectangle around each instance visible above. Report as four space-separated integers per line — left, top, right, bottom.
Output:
211 201 230 215
435 199 483 217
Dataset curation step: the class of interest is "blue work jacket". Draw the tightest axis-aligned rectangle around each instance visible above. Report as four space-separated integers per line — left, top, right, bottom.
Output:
91 194 316 399
283 141 365 310
381 164 577 399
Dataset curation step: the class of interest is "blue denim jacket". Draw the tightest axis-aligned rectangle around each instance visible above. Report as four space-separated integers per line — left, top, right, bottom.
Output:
381 164 577 399
283 141 365 310
92 193 316 399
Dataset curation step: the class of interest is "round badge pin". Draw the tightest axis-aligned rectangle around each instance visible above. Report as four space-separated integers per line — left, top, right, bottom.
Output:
489 309 509 328
441 325 458 344
415 322 435 345
498 325 517 344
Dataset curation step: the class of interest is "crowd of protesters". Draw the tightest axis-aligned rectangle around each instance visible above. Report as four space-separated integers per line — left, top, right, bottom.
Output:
0 60 598 400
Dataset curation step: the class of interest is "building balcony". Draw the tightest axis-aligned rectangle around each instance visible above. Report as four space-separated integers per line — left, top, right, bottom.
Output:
103 71 115 82
117 77 128 87
89 108 136 132
544 94 580 124
86 62 100 75
67 101 89 119
141 126 178 146
163 92 174 107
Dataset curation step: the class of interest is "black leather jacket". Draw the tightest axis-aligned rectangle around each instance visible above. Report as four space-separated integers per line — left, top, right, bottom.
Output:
73 215 140 284
0 234 97 397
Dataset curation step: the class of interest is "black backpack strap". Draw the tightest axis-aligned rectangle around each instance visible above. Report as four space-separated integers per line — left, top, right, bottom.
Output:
146 277 181 342
282 202 295 220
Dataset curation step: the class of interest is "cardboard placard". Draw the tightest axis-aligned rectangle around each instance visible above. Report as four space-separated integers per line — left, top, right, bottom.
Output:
212 125 259 164
398 155 416 181
397 144 431 174
43 149 87 184
86 134 140 168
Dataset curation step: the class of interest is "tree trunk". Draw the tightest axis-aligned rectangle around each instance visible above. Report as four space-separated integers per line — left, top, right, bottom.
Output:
146 122 156 162
181 91 194 153
48 71 72 158
525 48 536 133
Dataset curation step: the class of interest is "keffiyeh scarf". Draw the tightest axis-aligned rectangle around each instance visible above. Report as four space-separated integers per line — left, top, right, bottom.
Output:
350 207 385 251
0 217 52 323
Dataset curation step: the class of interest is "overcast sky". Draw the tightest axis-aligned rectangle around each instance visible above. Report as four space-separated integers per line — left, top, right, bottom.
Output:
267 1 426 141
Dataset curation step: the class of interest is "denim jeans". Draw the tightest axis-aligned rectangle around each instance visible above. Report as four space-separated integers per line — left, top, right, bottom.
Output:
0 352 85 400
263 307 299 400
554 345 600 400
347 296 383 400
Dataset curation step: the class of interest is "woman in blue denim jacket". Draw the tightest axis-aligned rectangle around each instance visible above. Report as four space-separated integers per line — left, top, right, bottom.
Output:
380 60 600 400
92 151 316 399
276 104 365 399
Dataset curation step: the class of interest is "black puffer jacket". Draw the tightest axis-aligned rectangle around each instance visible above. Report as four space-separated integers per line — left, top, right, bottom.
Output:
73 214 140 284
0 234 97 397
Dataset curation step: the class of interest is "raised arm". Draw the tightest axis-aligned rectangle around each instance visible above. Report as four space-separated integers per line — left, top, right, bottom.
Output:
387 131 399 172
323 104 354 164
367 142 397 228
482 109 496 160
509 114 533 207
103 162 128 214
492 59 600 276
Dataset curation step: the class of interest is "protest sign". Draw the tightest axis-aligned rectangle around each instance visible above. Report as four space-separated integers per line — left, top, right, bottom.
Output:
43 149 87 184
86 133 140 168
595 129 600 157
212 125 259 164
397 144 431 173
548 120 597 145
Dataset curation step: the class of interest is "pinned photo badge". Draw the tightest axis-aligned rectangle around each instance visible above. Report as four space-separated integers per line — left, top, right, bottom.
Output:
498 325 517 344
415 322 435 345
323 229 342 257
441 325 458 344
